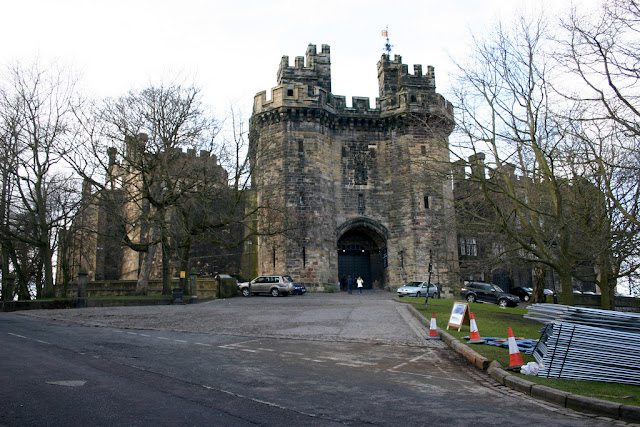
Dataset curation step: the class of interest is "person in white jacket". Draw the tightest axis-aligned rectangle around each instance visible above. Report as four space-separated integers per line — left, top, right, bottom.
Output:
357 276 364 295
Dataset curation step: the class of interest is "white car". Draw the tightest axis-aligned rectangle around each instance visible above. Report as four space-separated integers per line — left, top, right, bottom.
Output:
397 281 439 298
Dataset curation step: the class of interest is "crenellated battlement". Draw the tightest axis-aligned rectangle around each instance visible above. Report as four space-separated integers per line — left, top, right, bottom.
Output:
255 44 451 123
278 44 331 93
377 53 437 112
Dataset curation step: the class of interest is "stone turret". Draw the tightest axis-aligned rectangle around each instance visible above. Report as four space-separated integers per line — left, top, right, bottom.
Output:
278 44 331 93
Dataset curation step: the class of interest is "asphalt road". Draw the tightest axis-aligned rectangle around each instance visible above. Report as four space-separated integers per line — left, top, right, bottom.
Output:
0 291 629 426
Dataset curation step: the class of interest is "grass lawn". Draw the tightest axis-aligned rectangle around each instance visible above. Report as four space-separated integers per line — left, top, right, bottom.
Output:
399 296 640 407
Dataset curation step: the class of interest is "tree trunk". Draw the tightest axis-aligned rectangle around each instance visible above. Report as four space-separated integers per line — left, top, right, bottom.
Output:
41 243 55 298
136 226 158 295
558 269 574 306
161 231 171 295
178 235 191 296
532 266 546 304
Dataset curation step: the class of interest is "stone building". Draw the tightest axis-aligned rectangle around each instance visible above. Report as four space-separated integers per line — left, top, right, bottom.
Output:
249 44 459 294
57 135 242 287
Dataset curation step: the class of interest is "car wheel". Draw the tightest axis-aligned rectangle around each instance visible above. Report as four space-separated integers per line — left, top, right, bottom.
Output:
498 298 508 308
466 294 476 303
241 288 250 297
398 295 404 298
524 294 530 302
416 292 422 297
271 288 280 297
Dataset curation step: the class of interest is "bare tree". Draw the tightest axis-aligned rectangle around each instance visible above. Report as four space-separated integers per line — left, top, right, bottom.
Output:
0 61 80 299
66 81 275 295
449 15 585 305
556 0 640 305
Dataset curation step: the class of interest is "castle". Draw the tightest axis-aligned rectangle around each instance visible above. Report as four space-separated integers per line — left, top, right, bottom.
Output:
249 44 459 294
57 134 242 287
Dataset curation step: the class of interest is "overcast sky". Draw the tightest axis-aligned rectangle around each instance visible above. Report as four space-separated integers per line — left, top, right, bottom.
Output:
1 0 603 120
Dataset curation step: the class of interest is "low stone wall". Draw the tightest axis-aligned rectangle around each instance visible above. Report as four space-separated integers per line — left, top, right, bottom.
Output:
64 278 225 300
572 294 640 312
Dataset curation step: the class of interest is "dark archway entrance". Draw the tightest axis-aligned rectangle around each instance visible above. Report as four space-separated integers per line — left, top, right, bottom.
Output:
337 219 387 290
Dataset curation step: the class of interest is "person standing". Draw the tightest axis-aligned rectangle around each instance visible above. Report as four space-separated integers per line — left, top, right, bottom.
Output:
357 276 364 295
347 275 354 294
340 275 347 292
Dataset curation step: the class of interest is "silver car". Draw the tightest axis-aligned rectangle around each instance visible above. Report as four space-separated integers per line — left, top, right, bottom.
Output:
238 275 295 297
397 281 439 298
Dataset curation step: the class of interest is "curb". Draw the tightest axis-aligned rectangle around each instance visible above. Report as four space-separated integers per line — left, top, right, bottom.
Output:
405 304 640 423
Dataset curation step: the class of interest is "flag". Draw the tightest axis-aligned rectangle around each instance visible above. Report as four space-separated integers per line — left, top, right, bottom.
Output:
381 30 388 37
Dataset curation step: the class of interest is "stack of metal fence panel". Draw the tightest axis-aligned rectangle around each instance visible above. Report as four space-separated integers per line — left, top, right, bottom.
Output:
525 304 640 385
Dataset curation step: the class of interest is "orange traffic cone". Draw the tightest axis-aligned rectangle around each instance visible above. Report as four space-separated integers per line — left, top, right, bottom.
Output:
468 312 484 344
425 312 440 340
507 326 525 368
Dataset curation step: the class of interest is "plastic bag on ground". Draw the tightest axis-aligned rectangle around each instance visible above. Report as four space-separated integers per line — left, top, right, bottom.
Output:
520 361 540 375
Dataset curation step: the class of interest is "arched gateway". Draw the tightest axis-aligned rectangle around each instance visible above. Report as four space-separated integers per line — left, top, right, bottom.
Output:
337 218 388 289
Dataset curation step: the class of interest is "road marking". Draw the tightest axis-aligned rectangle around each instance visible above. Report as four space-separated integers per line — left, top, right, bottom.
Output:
157 337 169 340
256 348 275 352
282 351 304 356
195 342 212 347
127 332 138 335
36 340 49 344
46 380 87 387
386 369 475 383
301 357 326 363
8 333 28 339
174 340 187 343
390 353 429 370
139 334 150 337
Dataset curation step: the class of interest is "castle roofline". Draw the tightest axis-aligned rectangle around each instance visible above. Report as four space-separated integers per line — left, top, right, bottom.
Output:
253 44 451 120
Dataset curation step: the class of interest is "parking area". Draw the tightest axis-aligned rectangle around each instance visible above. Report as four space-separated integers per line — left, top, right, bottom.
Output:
17 290 434 346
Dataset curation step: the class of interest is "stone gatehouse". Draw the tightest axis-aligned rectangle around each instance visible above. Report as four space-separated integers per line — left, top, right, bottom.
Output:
249 44 459 295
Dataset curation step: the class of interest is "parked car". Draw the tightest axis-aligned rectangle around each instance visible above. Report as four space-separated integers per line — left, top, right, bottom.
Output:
293 282 307 295
510 286 533 302
460 281 520 307
238 275 295 297
397 281 439 298
543 289 555 296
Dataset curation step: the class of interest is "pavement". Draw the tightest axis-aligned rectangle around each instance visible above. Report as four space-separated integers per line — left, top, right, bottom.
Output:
14 289 640 423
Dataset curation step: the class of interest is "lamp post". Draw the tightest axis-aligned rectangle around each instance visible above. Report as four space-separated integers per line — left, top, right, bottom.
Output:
424 249 433 309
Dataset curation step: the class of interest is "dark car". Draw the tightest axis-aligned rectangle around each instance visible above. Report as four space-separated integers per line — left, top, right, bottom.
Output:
460 281 520 307
293 283 307 295
510 286 533 302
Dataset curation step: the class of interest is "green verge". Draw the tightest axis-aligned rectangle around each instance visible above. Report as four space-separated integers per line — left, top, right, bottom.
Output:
400 297 640 407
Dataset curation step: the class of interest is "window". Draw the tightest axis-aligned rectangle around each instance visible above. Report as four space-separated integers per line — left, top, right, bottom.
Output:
459 237 477 256
299 192 304 205
298 140 303 153
424 195 430 209
287 88 294 96
421 145 426 155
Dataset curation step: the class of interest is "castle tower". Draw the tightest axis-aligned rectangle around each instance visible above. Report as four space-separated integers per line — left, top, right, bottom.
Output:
249 44 459 294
